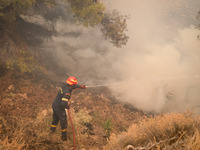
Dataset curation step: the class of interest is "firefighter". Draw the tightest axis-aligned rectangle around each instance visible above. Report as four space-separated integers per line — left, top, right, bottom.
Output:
50 76 86 141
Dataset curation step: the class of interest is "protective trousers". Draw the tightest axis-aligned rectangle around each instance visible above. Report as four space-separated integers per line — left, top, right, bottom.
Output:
51 108 68 138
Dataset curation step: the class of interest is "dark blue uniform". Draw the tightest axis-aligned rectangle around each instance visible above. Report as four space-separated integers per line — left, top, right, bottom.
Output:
50 84 81 139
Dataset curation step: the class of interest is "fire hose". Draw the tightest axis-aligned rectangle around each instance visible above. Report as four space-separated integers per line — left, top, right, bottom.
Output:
67 104 76 150
65 82 126 150
65 83 123 150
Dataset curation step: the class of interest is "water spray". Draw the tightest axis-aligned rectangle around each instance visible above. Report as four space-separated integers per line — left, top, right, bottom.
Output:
85 75 200 88
86 82 128 88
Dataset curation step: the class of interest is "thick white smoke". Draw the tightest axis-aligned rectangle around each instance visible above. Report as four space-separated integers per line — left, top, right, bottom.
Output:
107 0 200 113
37 0 200 113
110 26 200 113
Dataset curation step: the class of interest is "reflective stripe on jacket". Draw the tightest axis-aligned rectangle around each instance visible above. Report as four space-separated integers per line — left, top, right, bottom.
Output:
53 84 80 109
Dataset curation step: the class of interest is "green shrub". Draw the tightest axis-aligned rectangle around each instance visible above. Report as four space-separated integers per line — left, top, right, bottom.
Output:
68 0 105 27
1 48 42 73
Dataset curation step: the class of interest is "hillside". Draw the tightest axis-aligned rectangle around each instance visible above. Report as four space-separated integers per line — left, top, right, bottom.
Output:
1 1 200 149
0 71 145 150
0 7 144 149
1 68 200 150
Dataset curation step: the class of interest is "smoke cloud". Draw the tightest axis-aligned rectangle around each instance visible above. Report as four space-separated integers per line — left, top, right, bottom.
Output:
37 0 200 113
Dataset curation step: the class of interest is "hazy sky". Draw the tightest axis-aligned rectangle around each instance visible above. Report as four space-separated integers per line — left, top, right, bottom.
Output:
41 0 200 113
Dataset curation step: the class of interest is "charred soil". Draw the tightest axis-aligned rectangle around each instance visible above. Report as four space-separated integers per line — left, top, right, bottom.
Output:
0 72 145 150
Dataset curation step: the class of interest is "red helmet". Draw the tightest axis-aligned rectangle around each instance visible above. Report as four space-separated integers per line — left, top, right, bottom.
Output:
66 76 78 85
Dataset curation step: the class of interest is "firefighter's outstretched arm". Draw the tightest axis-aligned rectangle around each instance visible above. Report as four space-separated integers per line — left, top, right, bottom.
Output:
73 84 87 89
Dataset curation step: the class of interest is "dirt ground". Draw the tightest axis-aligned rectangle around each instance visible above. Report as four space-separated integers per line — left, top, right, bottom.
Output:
0 72 145 149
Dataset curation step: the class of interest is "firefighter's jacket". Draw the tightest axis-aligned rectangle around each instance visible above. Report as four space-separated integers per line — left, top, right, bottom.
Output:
53 84 81 109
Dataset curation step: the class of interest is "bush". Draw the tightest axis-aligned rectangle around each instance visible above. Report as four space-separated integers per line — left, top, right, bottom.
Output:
0 48 42 73
104 112 200 150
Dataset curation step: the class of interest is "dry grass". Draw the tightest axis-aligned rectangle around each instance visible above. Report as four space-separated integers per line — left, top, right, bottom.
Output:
0 107 66 150
0 106 96 150
104 111 200 150
3 76 199 149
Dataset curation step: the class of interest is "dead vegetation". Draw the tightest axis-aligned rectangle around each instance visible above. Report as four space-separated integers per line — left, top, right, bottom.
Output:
104 112 200 150
0 72 145 149
0 69 199 150
1 72 200 150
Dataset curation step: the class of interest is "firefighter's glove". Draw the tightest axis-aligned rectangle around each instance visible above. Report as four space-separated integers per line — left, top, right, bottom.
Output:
80 85 86 89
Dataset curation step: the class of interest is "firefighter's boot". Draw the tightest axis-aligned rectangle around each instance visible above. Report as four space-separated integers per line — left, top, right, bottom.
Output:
50 125 56 133
61 131 67 141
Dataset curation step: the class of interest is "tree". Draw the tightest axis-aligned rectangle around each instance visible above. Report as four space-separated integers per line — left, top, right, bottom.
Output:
66 0 129 47
0 0 129 73
0 0 35 21
101 10 129 48
0 0 129 47
67 0 105 27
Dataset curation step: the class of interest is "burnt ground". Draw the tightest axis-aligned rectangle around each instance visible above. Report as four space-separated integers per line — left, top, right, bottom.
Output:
0 71 145 149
